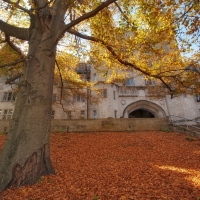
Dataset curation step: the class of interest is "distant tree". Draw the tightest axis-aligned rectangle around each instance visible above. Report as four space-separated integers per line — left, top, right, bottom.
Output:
0 0 199 191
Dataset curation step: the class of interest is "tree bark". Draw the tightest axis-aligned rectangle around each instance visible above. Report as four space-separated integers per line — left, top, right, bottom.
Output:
0 0 118 191
0 29 56 191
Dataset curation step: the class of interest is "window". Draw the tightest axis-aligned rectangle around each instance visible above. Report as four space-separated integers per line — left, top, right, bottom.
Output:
93 110 97 119
67 111 72 119
3 92 16 101
2 109 13 119
114 110 117 118
126 77 134 86
195 94 200 102
80 110 85 119
51 110 55 119
73 94 85 102
93 73 97 81
103 89 107 98
145 79 156 86
113 91 116 100
52 94 57 102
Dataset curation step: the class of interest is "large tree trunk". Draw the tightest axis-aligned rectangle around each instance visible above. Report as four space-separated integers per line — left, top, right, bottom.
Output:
0 0 117 192
0 33 56 191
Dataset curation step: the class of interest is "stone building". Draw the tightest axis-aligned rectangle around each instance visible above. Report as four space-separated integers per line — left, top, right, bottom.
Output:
0 63 199 121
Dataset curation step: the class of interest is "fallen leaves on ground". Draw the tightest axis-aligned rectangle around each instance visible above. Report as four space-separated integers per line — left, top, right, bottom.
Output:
1 131 200 200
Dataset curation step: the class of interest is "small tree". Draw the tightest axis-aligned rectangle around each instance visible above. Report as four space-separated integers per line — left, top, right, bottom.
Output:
0 0 199 191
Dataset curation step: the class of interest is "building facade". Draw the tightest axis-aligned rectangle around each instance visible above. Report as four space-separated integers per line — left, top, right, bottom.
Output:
0 64 199 121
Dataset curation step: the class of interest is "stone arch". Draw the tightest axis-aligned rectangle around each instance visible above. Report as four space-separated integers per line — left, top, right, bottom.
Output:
129 109 155 118
123 100 166 118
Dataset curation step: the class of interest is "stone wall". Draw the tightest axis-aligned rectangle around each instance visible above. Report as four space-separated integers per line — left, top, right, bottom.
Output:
0 120 10 133
0 118 169 133
51 118 169 132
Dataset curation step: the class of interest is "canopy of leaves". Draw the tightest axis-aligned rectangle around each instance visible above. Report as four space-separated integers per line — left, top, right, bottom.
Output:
0 0 199 96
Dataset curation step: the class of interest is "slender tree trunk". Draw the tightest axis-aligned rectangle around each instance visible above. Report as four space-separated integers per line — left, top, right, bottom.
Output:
0 36 56 191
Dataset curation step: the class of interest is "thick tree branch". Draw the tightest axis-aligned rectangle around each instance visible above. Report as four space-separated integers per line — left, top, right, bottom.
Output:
67 29 176 93
67 29 148 75
37 0 50 9
60 0 116 36
30 0 55 10
0 20 29 41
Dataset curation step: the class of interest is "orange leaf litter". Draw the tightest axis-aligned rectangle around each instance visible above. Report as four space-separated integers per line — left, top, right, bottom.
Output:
1 131 200 200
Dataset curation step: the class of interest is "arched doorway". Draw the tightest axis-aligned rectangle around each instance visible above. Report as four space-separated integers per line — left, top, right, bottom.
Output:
129 109 155 118
123 100 166 118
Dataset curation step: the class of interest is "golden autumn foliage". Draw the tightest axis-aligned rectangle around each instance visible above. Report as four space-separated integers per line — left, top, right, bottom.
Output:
0 0 199 97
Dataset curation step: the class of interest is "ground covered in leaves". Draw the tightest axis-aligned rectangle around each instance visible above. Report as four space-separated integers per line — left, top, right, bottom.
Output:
1 131 200 200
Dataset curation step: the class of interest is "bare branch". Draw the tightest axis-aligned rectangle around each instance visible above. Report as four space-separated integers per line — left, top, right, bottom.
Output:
0 40 6 44
175 76 194 89
5 34 25 59
2 0 31 15
55 59 69 114
0 58 25 68
176 2 194 24
158 77 175 94
5 73 22 84
154 68 186 77
0 20 29 41
55 59 64 100
114 2 129 22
